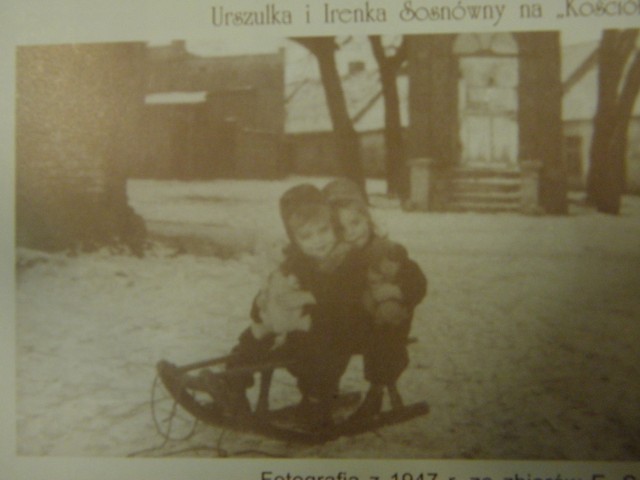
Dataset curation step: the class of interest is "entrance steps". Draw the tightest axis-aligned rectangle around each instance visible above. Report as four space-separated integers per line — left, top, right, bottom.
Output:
447 167 524 212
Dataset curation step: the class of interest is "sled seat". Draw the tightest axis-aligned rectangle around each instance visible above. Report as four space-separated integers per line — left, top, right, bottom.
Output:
156 358 429 444
159 337 417 415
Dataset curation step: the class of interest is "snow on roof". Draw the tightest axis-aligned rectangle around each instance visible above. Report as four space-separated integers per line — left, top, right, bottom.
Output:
355 75 409 132
286 41 630 133
562 41 599 121
562 41 640 121
563 66 600 122
285 70 409 134
562 41 598 81
144 91 208 105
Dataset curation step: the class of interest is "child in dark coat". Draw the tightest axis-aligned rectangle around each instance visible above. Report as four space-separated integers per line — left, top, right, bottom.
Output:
322 179 427 419
209 183 362 427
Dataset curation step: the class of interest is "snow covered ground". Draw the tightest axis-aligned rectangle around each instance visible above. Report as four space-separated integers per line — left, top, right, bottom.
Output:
14 177 640 460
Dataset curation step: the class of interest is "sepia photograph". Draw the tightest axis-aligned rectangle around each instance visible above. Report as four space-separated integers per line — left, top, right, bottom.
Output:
11 29 640 463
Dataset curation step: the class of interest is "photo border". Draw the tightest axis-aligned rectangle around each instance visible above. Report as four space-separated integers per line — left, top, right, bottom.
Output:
2 1 639 479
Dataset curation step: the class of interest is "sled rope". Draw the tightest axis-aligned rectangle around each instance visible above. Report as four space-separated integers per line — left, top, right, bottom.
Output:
127 374 199 457
150 373 198 442
132 374 284 458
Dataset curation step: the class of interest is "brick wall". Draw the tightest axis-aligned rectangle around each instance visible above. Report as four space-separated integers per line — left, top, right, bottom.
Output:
135 43 286 179
236 129 286 178
16 42 147 253
288 130 391 178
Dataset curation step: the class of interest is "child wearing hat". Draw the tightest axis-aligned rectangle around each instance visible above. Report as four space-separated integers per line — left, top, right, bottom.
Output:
206 183 361 427
322 178 427 420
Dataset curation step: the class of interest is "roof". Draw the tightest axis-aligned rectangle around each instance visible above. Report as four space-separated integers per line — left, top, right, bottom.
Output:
143 39 640 126
286 40 638 134
144 91 208 105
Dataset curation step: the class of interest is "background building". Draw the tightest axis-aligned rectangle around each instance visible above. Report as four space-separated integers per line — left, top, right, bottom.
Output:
407 32 566 214
286 60 409 177
136 40 286 179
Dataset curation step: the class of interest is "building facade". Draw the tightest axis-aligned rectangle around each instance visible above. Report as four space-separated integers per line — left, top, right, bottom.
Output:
136 41 286 179
407 32 567 214
16 42 147 252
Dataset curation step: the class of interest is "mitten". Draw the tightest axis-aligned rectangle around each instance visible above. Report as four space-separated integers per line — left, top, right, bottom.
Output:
374 299 409 326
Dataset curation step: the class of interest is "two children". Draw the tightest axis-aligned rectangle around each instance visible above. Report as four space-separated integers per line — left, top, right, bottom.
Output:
207 179 426 428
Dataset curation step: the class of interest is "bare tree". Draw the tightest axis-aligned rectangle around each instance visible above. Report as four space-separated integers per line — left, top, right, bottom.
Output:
369 35 408 197
292 37 365 191
586 29 640 214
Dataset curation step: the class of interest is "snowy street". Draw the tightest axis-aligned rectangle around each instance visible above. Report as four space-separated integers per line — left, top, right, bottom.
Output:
15 177 640 459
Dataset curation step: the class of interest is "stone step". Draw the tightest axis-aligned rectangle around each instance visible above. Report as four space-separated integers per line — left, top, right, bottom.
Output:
448 201 522 213
451 191 522 203
451 167 521 180
444 167 527 213
451 177 522 193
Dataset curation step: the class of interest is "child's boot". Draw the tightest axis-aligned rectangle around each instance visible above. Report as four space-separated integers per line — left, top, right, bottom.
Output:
296 395 333 430
227 380 252 417
203 373 251 418
348 383 384 423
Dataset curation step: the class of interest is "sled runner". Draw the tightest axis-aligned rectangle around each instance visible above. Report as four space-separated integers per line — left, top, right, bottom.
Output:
151 351 430 444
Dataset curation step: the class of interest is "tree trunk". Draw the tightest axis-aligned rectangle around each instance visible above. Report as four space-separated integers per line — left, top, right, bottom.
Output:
586 31 627 207
369 36 408 197
517 32 567 214
293 37 365 191
614 50 640 188
586 30 640 214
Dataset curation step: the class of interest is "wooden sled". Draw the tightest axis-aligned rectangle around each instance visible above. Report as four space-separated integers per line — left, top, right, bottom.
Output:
151 351 429 444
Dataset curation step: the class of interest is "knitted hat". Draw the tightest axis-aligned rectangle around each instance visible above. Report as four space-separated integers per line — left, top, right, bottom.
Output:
279 184 327 240
322 178 367 209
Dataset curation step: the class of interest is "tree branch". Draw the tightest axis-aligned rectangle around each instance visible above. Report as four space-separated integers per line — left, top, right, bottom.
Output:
616 50 640 124
290 37 338 56
368 35 385 64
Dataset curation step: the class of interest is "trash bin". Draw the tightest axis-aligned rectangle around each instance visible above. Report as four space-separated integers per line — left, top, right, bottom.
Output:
408 158 432 210
520 160 542 214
